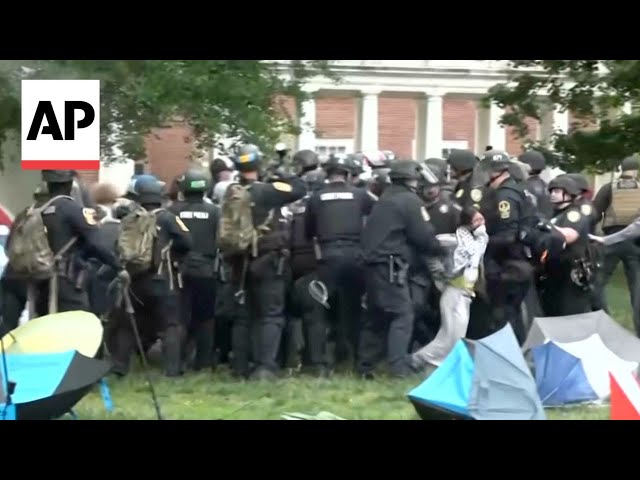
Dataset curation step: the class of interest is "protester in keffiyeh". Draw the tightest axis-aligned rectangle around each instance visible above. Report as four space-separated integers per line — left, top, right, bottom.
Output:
411 206 488 372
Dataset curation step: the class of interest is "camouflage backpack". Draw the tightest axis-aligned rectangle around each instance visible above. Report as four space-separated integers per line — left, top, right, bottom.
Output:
216 183 273 257
7 195 77 279
117 206 164 274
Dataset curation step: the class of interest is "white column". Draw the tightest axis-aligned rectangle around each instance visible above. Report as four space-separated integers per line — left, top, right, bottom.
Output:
414 96 427 160
424 92 444 159
358 87 380 152
297 87 317 151
540 104 570 147
475 102 506 154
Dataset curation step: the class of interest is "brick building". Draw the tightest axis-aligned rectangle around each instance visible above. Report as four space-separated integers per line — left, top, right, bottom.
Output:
130 61 573 184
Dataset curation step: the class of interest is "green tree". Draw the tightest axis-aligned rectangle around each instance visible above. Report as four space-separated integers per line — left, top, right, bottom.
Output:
0 60 337 168
485 60 640 173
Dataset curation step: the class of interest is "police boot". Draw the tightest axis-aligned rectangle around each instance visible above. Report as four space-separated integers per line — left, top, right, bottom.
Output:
285 318 304 374
110 327 136 377
231 323 251 378
162 325 184 377
251 323 283 380
193 320 215 371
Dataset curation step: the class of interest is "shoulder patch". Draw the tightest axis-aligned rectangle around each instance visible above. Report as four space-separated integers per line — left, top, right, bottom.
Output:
421 206 430 222
82 208 97 226
272 181 293 193
567 210 581 223
498 200 511 219
470 189 483 203
175 216 190 232
580 204 593 216
455 189 464 199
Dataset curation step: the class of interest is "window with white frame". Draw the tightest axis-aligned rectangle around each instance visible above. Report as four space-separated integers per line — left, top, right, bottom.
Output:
441 140 469 158
314 138 355 159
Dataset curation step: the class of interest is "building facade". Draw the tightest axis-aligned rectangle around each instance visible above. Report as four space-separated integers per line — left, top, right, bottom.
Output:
0 60 612 217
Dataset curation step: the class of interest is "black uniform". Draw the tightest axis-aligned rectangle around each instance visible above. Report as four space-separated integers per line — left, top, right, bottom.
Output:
593 172 640 334
108 199 192 377
540 204 593 316
229 176 306 379
358 181 443 377
87 214 121 318
454 172 485 210
172 194 220 370
304 180 374 371
411 195 462 347
1 201 42 336
480 177 533 344
36 196 121 316
526 174 553 220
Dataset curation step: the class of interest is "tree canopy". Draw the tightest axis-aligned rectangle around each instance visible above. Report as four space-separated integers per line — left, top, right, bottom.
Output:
485 60 640 173
0 60 337 169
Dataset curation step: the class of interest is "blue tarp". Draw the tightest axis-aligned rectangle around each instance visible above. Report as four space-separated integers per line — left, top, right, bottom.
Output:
408 340 475 417
0 350 110 420
409 323 546 420
533 342 598 406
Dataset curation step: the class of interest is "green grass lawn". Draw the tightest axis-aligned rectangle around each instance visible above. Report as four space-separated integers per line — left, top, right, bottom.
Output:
72 269 635 420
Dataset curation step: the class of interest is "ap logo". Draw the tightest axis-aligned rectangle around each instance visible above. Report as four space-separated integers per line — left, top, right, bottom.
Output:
21 79 100 170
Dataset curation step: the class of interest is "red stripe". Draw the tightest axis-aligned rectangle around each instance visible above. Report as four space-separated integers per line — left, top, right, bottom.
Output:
21 160 100 170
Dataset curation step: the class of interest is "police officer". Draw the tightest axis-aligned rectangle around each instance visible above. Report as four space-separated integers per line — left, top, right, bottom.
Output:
347 153 367 189
593 155 640 335
279 150 322 372
418 162 461 235
171 169 220 371
563 173 598 233
479 151 535 344
0 183 50 336
32 170 127 317
539 176 594 316
425 158 455 200
449 149 484 209
208 158 235 197
366 151 393 200
520 150 553 219
228 144 306 380
358 160 444 378
304 155 375 374
108 180 192 377
410 162 461 348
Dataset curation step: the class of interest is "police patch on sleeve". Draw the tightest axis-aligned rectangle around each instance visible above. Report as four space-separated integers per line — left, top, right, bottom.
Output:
82 208 97 226
498 200 511 219
470 189 482 203
567 210 581 223
580 204 593 216
175 216 189 232
273 182 293 193
455 189 464 199
421 206 430 222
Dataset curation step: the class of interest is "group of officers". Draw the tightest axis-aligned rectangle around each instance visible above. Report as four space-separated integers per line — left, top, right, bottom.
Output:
1 143 639 381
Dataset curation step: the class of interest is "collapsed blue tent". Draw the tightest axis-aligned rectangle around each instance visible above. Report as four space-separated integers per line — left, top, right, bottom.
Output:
408 323 546 420
532 342 599 406
0 350 110 420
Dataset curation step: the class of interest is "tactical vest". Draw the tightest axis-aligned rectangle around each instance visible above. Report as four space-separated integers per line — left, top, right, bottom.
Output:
603 178 640 228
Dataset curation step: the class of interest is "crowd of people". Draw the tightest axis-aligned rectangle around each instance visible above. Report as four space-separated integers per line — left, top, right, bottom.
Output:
0 143 638 383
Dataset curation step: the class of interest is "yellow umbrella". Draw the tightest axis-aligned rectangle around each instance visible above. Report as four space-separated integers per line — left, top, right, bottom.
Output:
1 310 103 358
